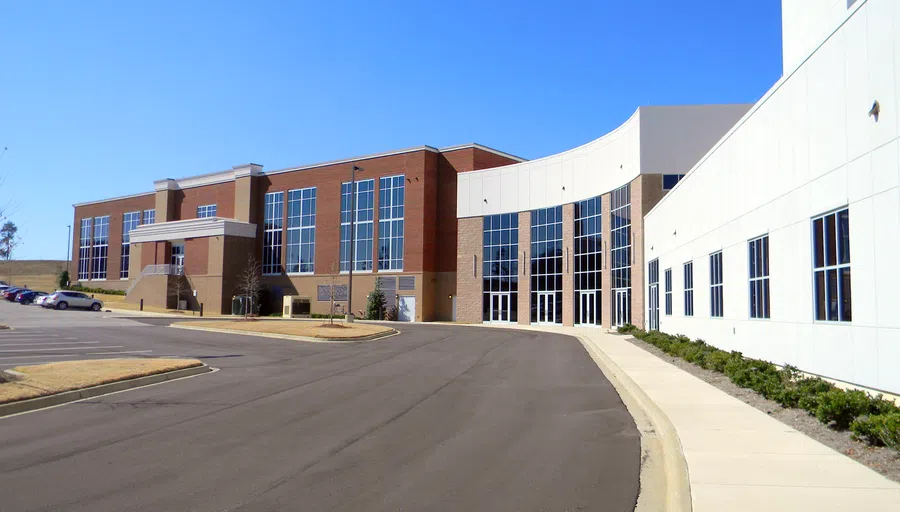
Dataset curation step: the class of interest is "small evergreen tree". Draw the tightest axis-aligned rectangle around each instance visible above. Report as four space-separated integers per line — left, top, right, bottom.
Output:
58 269 70 289
366 281 386 320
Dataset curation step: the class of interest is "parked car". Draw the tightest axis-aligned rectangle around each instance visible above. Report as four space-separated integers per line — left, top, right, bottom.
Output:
2 288 25 301
44 291 103 311
16 291 47 305
34 294 50 306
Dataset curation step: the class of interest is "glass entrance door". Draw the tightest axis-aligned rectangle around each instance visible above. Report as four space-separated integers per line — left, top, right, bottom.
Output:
536 292 556 324
614 289 630 327
648 284 659 331
577 291 598 326
491 292 511 322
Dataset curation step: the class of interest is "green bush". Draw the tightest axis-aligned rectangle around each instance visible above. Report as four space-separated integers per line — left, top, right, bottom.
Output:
868 394 900 416
310 313 344 319
65 285 126 296
702 350 733 373
617 323 638 334
815 390 872 430
851 413 900 449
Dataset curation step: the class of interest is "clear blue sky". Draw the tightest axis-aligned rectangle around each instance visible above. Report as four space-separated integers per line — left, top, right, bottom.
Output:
0 0 783 260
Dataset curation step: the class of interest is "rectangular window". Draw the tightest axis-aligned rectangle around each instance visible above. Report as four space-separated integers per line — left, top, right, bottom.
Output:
142 209 155 225
91 216 110 280
813 208 851 321
482 213 519 322
197 204 217 218
710 251 723 317
262 192 284 275
574 196 602 325
611 184 632 325
286 187 316 274
340 179 375 272
663 174 686 190
684 261 694 317
664 268 672 316
749 235 770 319
120 211 140 278
378 175 405 271
530 206 563 324
78 218 92 281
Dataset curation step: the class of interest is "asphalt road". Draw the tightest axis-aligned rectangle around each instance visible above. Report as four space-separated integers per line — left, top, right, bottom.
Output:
0 306 640 512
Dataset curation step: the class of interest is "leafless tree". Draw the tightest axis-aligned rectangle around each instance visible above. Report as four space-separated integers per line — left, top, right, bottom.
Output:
235 254 262 319
167 272 190 310
326 259 341 325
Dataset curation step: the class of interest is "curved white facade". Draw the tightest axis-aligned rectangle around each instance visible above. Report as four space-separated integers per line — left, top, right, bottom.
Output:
457 104 751 218
645 0 900 393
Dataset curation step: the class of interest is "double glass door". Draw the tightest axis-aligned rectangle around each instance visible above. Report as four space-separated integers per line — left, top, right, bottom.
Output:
614 289 630 327
576 291 598 326
648 284 659 331
536 292 557 324
490 292 512 322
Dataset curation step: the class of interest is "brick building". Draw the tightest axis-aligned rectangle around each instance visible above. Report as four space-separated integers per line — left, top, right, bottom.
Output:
455 105 751 328
71 144 522 318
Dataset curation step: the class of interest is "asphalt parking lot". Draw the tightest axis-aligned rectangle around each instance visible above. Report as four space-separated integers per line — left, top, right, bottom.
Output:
0 303 640 512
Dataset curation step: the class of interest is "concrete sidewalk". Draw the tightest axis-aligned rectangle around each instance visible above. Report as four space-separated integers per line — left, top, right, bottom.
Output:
502 325 900 511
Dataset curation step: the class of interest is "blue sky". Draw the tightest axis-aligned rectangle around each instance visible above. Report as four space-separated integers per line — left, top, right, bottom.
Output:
0 0 783 260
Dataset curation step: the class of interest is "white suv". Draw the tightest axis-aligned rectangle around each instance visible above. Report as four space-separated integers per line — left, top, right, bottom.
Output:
44 291 103 311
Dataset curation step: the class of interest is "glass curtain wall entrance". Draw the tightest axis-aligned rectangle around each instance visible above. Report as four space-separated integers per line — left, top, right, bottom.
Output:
574 196 602 326
482 214 519 323
531 206 563 324
611 184 632 327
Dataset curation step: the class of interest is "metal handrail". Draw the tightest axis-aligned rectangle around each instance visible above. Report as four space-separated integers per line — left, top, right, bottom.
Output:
141 264 184 276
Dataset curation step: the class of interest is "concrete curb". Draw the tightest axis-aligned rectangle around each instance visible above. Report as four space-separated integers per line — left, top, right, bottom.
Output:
0 363 212 418
169 323 400 343
576 333 692 512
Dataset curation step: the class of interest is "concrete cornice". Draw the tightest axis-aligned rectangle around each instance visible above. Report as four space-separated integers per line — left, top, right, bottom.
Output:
130 217 257 243
73 191 155 208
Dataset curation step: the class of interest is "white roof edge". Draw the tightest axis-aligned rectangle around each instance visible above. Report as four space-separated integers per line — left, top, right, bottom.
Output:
437 143 527 163
73 191 155 208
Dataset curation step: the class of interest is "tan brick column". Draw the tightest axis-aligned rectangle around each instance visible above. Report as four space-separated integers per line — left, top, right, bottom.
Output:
562 203 575 326
456 217 483 323
154 179 176 222
630 176 645 329
601 190 612 329
517 211 531 325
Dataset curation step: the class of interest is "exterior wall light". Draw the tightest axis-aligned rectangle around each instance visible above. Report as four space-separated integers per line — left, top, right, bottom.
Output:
869 100 880 121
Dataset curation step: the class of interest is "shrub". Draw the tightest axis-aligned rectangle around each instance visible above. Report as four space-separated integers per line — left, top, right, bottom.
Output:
851 412 900 449
310 313 344 319
702 350 733 373
65 284 126 296
868 394 900 416
617 323 638 334
365 282 386 320
815 389 872 430
58 270 70 289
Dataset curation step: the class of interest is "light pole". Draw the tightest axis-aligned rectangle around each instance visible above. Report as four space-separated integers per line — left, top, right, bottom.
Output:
66 224 71 285
347 165 362 322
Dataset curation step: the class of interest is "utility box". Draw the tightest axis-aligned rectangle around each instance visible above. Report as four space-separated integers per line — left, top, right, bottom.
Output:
283 296 311 318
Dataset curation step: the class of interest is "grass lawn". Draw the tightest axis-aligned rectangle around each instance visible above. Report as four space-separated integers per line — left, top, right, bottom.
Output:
175 319 394 339
0 358 202 404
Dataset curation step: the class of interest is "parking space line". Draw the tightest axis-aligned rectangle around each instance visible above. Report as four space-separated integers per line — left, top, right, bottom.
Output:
0 342 99 347
87 350 153 355
0 354 78 361
0 346 123 353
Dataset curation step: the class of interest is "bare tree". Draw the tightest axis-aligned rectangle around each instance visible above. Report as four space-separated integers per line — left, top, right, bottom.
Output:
326 259 341 325
167 273 190 311
235 254 262 319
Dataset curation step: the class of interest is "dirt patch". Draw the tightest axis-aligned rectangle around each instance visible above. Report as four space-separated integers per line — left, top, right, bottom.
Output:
0 358 202 404
623 335 900 483
176 320 393 339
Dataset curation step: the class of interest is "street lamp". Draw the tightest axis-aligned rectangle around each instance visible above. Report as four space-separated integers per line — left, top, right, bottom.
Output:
347 165 362 322
66 224 71 283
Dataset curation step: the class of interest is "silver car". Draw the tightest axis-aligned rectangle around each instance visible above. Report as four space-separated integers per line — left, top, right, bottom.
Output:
44 291 103 311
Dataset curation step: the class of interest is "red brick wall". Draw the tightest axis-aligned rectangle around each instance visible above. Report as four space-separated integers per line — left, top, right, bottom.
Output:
473 148 521 172
173 181 236 220
259 150 432 274
72 194 155 282
185 238 209 275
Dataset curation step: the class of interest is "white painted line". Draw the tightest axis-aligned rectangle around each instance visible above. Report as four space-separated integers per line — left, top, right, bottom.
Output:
0 346 123 353
0 354 78 360
0 341 99 347
0 334 61 338
88 350 152 355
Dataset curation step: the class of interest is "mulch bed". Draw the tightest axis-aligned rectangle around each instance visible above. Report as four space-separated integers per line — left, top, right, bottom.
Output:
623 335 900 483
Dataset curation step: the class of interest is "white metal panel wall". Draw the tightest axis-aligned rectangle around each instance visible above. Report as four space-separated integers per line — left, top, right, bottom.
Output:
645 0 900 393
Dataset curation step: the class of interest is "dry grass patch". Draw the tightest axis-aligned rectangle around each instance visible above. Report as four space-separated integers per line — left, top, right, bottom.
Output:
178 320 393 339
0 358 202 404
